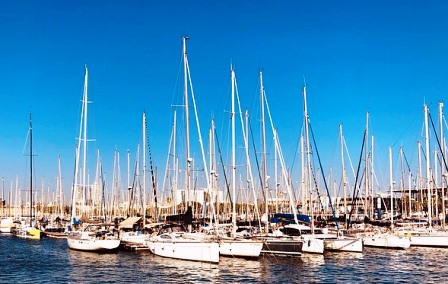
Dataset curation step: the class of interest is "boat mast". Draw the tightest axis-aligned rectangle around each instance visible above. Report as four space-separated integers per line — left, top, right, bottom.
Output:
339 124 347 219
389 147 394 231
303 85 314 233
172 110 177 215
58 155 63 217
260 71 268 233
208 120 214 225
29 113 33 227
300 135 305 215
82 67 89 218
274 129 278 213
365 113 369 219
231 67 237 235
182 37 191 210
1 177 4 218
371 135 375 218
439 102 446 230
417 140 423 214
399 147 405 216
424 104 432 229
143 112 147 227
127 149 130 215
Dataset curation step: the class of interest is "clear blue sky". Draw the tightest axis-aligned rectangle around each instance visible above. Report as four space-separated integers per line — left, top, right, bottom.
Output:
1 1 447 202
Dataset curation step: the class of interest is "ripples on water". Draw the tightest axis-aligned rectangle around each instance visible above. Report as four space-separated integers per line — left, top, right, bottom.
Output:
2 234 448 283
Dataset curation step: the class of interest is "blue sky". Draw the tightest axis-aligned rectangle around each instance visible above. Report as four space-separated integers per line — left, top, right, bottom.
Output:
1 1 447 202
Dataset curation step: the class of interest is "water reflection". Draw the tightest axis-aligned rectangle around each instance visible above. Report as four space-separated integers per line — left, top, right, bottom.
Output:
4 235 448 283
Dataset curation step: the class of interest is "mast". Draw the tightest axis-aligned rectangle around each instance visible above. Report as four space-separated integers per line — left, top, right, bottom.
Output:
172 110 177 214
29 113 33 227
365 113 369 219
371 135 375 218
208 120 214 225
127 149 130 215
339 124 347 218
1 177 4 218
142 112 147 227
303 85 314 233
58 155 63 217
183 37 191 209
82 67 88 217
400 147 405 216
260 71 268 233
389 147 394 231
231 67 237 234
418 140 423 214
274 129 279 213
41 177 44 217
439 102 446 229
300 135 305 214
70 66 88 226
424 104 432 229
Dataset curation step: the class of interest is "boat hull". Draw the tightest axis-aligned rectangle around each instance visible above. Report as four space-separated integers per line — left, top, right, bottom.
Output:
301 237 324 254
0 227 12 233
0 218 14 233
219 239 263 258
147 235 219 263
120 232 149 245
407 233 448 247
363 234 410 249
324 237 363 253
67 236 120 251
13 228 41 240
257 237 303 256
44 231 68 239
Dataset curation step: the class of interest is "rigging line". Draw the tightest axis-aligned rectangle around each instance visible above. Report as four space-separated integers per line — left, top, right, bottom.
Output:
213 126 232 206
145 112 158 220
290 134 301 174
248 118 266 203
128 157 139 217
100 161 107 222
428 112 448 172
309 122 339 230
69 145 79 226
347 129 367 229
289 135 301 201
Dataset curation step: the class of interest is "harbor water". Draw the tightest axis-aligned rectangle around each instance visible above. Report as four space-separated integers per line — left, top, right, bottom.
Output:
1 234 448 283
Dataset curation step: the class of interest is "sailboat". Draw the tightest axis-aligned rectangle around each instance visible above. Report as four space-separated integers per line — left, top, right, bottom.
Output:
66 66 120 251
362 147 411 249
257 71 324 256
215 67 263 258
147 37 220 263
12 114 41 240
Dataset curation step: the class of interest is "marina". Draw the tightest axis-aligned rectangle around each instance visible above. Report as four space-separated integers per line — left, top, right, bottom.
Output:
3 1 448 283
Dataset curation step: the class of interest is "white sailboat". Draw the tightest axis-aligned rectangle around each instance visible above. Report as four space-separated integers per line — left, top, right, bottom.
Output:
275 223 362 253
147 223 219 263
216 67 263 259
67 223 120 251
251 75 307 256
66 67 120 251
362 147 410 249
148 37 220 263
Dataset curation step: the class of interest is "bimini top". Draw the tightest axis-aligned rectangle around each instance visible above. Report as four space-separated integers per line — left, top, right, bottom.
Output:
118 217 142 229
